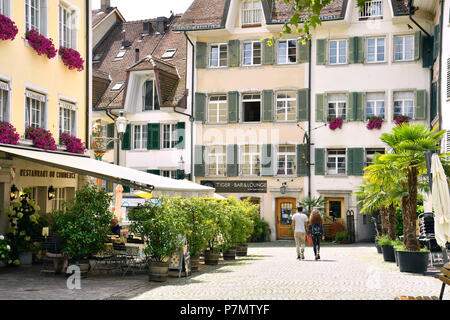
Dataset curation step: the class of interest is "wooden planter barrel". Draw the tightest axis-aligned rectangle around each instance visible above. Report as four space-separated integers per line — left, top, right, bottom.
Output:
204 250 220 265
190 254 200 271
223 248 236 260
148 261 169 282
236 243 248 257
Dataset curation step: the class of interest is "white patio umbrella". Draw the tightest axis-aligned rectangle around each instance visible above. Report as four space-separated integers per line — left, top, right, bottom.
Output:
431 153 450 247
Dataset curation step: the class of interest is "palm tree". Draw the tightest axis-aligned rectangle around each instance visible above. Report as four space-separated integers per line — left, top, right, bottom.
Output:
380 124 446 251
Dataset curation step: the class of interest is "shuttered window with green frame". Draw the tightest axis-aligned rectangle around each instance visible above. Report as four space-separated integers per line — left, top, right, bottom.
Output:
228 39 240 67
348 92 364 121
261 144 274 176
297 40 309 63
297 88 309 121
228 91 239 123
297 144 308 177
106 123 115 150
348 37 364 64
314 148 325 175
347 148 364 176
315 93 326 122
262 39 274 65
147 123 160 150
196 42 207 68
316 39 327 65
414 89 427 120
176 122 185 149
262 90 273 122
226 144 239 177
195 92 206 122
194 145 205 177
121 124 131 150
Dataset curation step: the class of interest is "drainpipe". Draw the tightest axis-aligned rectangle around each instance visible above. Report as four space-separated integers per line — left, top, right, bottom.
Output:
307 39 312 199
438 0 443 130
184 31 196 182
85 0 91 152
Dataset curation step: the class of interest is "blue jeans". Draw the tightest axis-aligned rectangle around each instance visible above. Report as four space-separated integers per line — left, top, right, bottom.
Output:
312 235 321 256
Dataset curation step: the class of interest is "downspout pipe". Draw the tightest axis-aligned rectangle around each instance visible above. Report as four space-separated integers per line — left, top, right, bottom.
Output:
438 0 444 130
184 31 196 182
307 39 312 199
86 0 91 152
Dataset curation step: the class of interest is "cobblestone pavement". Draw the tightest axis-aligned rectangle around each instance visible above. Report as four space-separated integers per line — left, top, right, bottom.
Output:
0 242 448 300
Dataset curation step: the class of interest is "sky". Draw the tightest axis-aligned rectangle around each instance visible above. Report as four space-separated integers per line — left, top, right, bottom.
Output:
92 0 192 21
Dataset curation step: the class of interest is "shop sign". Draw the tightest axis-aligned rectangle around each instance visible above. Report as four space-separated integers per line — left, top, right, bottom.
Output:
19 169 76 179
200 180 267 193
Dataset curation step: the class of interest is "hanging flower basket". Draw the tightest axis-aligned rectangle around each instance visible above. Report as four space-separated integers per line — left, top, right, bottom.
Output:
366 116 384 130
58 47 85 71
0 14 18 41
327 117 343 130
25 127 57 151
0 121 19 145
394 115 410 126
25 29 57 59
60 133 86 154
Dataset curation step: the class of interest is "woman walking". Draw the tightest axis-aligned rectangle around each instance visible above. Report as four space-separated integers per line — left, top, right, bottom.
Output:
308 209 325 260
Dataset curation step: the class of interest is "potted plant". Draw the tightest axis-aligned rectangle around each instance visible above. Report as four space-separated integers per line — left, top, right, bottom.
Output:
0 13 19 41
396 246 430 273
393 115 410 126
366 116 383 130
248 218 271 242
235 198 258 257
52 184 113 273
58 47 85 71
335 231 350 244
59 133 86 154
25 29 57 59
377 235 395 262
25 127 57 151
0 234 12 267
0 121 20 145
203 199 227 265
128 197 183 282
327 116 343 130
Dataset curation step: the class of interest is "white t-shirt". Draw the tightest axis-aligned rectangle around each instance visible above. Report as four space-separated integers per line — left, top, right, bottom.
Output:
292 213 308 233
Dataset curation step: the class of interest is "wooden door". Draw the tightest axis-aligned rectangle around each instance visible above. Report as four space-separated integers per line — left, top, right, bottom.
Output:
276 198 296 239
325 197 345 225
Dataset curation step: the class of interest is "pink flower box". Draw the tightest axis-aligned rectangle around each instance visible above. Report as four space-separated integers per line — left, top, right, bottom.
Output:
25 29 57 59
366 116 384 130
394 115 410 126
0 14 18 41
59 47 85 71
25 127 57 151
328 117 343 130
60 133 86 154
0 121 19 145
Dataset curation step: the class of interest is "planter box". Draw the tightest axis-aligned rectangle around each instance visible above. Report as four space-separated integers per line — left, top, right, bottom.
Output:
18 252 32 266
148 261 169 282
381 245 395 262
375 243 382 254
397 250 429 274
236 243 248 257
223 248 236 260
204 250 220 265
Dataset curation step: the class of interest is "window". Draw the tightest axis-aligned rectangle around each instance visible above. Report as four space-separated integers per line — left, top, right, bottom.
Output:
242 0 262 26
277 145 296 175
25 90 46 128
367 37 385 63
59 101 76 136
365 148 385 167
116 49 127 59
162 124 177 149
366 92 385 118
207 145 226 176
327 93 347 120
394 91 414 119
51 188 66 212
111 82 123 91
277 40 297 64
0 81 9 122
359 1 383 19
327 149 346 175
59 4 74 48
447 58 450 99
209 44 227 68
394 35 414 61
329 40 347 65
243 41 261 66
276 91 296 121
242 93 261 122
208 95 227 123
161 170 177 179
0 0 10 17
133 124 147 150
93 52 103 63
161 49 177 59
241 144 261 176
142 80 159 111
25 0 42 33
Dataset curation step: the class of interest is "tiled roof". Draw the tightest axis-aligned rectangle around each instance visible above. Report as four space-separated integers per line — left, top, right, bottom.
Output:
93 15 187 110
92 7 117 27
391 0 410 16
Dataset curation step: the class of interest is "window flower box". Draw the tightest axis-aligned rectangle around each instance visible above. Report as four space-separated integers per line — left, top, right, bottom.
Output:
394 115 410 126
25 127 57 151
25 29 57 59
59 47 85 71
0 121 19 145
366 116 384 130
327 117 343 130
60 133 86 154
0 14 18 41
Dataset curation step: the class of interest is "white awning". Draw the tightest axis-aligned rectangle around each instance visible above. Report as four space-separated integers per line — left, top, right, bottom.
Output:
0 145 214 195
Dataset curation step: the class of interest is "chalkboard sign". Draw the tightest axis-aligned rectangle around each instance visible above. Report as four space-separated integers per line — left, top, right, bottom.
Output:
168 237 190 277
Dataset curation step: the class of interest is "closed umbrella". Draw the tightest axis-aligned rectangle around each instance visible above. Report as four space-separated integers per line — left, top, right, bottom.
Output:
431 154 450 247
114 184 124 222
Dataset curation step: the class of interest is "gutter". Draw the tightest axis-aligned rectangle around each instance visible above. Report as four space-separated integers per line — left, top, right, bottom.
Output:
438 0 444 130
184 31 196 182
308 39 312 199
86 0 91 151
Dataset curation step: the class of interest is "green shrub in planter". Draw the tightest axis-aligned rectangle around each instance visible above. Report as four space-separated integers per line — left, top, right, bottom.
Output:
377 235 395 246
249 218 271 242
335 231 350 244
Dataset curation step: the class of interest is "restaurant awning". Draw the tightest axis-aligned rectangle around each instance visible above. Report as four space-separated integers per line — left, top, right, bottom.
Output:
0 144 214 196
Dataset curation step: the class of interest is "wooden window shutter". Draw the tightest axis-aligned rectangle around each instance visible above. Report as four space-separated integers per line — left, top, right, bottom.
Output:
315 94 325 122
262 90 273 122
422 36 433 68
348 37 356 64
297 40 309 63
316 39 327 65
194 145 205 177
314 148 325 175
196 42 207 68
297 88 309 121
147 170 160 175
227 91 239 123
433 24 440 61
414 31 421 61
226 144 238 177
263 39 274 65
121 124 131 150
348 148 364 176
147 123 160 150
228 39 240 67
348 92 364 121
194 92 206 122
261 144 273 176
297 144 308 177
176 122 185 149
431 82 438 121
414 89 427 120
357 37 364 63
106 123 115 150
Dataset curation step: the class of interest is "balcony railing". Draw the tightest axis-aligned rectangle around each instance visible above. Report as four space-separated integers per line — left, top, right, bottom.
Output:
359 1 383 19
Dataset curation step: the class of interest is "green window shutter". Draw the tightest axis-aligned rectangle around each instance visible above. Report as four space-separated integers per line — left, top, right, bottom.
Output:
315 94 325 122
226 144 238 177
422 36 433 68
261 144 273 176
147 170 160 175
228 91 239 123
147 123 160 150
194 92 206 122
314 148 325 176
297 40 309 63
176 122 185 149
297 89 309 121
347 148 354 175
348 37 356 64
123 186 130 193
348 148 364 176
262 90 273 122
228 39 240 67
316 39 327 65
414 89 427 120
196 42 207 68
121 124 131 150
263 39 274 65
194 145 205 177
106 123 115 150
356 92 364 121
431 82 438 121
348 92 364 121
414 31 421 61
357 37 364 63
297 144 308 177
433 24 439 61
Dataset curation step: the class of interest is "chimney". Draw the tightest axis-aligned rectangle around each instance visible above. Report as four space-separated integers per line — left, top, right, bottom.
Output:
156 17 168 34
143 22 152 35
135 48 140 63
101 0 111 11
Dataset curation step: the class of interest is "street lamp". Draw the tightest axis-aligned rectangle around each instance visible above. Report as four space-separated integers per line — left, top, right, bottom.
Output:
177 155 187 180
10 184 19 201
280 182 287 194
48 186 56 200
115 111 128 140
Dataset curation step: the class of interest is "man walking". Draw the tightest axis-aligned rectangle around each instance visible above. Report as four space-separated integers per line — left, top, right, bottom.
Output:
292 206 308 260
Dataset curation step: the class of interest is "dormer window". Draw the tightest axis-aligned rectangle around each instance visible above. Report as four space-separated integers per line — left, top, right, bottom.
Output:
142 80 159 111
93 52 103 63
111 82 123 91
116 49 126 59
359 0 383 19
161 49 177 59
242 0 262 27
